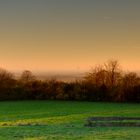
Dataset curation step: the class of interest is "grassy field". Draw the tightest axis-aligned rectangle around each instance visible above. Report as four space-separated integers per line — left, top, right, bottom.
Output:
0 101 139 140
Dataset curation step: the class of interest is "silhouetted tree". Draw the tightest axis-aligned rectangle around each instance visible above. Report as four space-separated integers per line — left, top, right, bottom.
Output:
85 65 107 87
0 68 16 100
121 72 140 102
0 60 139 102
104 60 122 87
20 70 35 83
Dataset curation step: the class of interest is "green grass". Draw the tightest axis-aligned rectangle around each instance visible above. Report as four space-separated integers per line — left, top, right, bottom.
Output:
0 101 139 140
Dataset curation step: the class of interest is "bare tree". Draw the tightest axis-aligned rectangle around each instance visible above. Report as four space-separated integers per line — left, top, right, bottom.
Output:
0 68 14 84
104 60 122 87
122 72 140 88
85 60 122 87
85 65 107 87
0 68 15 99
20 70 35 83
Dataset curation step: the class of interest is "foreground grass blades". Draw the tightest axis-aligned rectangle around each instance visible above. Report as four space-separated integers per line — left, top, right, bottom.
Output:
0 101 140 139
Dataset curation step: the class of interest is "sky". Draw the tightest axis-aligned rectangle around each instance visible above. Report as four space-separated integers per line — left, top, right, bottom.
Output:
0 0 140 72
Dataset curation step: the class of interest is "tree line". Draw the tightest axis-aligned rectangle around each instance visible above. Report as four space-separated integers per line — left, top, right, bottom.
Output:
0 60 139 102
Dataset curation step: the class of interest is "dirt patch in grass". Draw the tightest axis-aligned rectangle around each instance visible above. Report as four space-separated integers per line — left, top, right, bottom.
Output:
85 117 140 127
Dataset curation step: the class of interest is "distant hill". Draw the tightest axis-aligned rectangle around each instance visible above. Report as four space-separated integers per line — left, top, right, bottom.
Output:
35 72 85 82
14 72 85 82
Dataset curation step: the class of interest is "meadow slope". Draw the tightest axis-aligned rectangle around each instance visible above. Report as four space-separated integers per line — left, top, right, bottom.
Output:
0 101 139 140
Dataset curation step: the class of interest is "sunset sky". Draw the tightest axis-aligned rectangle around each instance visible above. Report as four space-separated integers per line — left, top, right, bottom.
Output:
0 0 140 72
